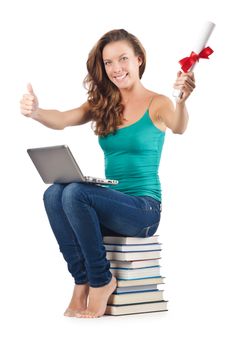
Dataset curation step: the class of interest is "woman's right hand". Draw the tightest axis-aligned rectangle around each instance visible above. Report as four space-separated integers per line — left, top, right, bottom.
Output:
20 83 39 118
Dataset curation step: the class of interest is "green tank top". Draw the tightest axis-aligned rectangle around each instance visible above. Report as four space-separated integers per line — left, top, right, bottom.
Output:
98 99 165 202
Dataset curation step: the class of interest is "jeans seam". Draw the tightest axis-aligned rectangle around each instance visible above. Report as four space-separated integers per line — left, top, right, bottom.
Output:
139 221 160 237
91 193 154 213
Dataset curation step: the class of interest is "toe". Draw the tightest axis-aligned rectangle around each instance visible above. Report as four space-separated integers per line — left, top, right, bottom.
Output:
64 309 77 317
75 310 89 318
64 307 86 317
75 310 98 318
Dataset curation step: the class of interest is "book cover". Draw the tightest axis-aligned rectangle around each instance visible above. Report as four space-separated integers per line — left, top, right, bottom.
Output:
106 250 161 261
115 284 159 293
104 243 162 252
116 276 165 287
109 258 161 269
105 300 168 316
103 235 159 245
110 266 161 279
108 289 164 305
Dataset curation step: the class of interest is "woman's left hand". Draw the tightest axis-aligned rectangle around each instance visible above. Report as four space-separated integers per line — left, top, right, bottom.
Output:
173 71 196 103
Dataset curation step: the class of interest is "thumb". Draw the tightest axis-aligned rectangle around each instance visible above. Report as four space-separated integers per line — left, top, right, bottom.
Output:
27 83 35 95
177 71 182 78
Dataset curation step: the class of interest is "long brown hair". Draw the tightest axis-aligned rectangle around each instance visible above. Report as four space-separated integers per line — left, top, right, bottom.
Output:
83 29 146 136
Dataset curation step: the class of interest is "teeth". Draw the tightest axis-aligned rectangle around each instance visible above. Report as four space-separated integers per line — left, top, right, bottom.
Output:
115 74 127 81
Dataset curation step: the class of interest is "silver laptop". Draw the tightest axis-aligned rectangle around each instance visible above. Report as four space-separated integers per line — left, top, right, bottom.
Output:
27 145 119 185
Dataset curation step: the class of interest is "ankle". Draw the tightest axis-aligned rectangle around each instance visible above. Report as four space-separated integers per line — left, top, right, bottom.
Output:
74 283 89 295
75 283 89 289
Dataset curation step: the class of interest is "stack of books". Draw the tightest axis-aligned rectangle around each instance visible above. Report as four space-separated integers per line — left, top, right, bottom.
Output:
103 235 168 316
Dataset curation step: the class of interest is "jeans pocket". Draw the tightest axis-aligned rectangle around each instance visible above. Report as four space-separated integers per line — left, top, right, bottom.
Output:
139 197 153 211
140 196 161 213
137 221 160 238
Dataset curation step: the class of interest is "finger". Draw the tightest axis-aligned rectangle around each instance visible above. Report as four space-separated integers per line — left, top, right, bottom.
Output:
178 85 194 95
183 75 196 88
173 83 194 93
181 72 195 84
21 104 34 111
20 98 34 106
174 77 196 89
174 81 195 90
21 108 32 116
186 72 195 81
23 93 35 101
173 81 195 92
27 83 35 95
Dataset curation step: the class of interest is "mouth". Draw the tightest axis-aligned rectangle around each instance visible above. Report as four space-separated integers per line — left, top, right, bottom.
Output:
113 73 128 82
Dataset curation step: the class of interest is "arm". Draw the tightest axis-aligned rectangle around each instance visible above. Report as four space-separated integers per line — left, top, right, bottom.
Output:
157 96 189 134
157 71 195 134
20 83 92 130
33 103 92 130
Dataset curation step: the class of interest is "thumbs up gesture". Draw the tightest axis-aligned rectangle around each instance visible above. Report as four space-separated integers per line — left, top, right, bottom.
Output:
20 83 39 118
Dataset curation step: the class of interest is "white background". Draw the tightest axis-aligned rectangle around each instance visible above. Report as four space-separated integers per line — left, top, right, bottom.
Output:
0 0 231 349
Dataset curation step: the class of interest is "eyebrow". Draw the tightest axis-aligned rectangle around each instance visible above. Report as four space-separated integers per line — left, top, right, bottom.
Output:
103 53 128 62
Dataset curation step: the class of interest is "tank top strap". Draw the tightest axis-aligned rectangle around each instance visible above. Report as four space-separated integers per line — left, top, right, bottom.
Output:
147 95 156 110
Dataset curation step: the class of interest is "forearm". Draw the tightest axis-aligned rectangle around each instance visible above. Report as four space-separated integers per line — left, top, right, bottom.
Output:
32 108 66 130
173 101 189 134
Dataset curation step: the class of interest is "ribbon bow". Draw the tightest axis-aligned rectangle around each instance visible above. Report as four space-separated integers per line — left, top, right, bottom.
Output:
179 46 214 73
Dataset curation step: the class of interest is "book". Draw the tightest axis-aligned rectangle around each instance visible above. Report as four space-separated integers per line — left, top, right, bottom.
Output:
108 289 164 305
116 276 165 287
104 243 162 252
110 266 161 279
103 235 159 245
104 235 167 316
106 250 161 261
105 300 168 316
115 284 160 293
110 259 161 269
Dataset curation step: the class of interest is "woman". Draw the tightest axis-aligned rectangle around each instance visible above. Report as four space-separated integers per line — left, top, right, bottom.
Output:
20 29 195 318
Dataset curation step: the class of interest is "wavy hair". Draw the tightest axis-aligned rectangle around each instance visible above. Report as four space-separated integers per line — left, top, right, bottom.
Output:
83 29 146 136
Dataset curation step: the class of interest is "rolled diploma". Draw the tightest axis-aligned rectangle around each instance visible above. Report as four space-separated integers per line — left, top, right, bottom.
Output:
173 21 216 100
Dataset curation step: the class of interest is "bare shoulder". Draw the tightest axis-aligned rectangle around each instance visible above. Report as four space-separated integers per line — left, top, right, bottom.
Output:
149 93 174 131
154 93 174 110
148 92 173 110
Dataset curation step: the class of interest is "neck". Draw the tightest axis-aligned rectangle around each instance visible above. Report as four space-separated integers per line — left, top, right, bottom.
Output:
120 81 146 104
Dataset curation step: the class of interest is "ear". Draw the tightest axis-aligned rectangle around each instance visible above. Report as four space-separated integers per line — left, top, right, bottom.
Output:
137 56 143 66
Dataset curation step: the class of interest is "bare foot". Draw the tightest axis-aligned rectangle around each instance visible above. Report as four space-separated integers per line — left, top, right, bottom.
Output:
64 283 89 317
75 276 117 318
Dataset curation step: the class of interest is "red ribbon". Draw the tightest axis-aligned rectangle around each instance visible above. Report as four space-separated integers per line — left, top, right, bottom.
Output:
179 46 214 72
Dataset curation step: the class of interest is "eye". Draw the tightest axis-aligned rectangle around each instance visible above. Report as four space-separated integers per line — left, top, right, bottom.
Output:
121 56 128 61
104 61 111 66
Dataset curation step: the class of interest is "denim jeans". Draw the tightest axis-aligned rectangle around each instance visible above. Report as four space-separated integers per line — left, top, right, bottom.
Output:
43 182 162 287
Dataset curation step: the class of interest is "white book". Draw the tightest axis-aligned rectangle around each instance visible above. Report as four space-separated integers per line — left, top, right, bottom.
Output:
103 235 159 245
110 259 161 269
105 300 168 316
115 284 159 293
110 266 161 279
106 250 161 261
104 243 162 252
108 290 164 305
116 276 165 287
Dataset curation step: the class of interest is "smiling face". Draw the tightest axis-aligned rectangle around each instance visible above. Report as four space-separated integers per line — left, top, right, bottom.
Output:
102 40 142 90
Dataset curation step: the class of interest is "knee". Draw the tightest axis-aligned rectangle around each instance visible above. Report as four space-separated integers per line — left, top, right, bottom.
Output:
43 183 65 206
61 182 88 208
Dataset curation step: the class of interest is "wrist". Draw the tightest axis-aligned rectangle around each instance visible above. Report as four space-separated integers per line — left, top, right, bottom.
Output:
31 106 41 120
175 98 186 107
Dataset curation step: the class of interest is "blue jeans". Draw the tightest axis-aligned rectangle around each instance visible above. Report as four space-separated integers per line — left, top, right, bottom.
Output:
43 182 162 287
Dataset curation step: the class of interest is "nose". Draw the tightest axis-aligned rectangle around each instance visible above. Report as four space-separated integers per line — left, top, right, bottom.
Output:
112 62 123 74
